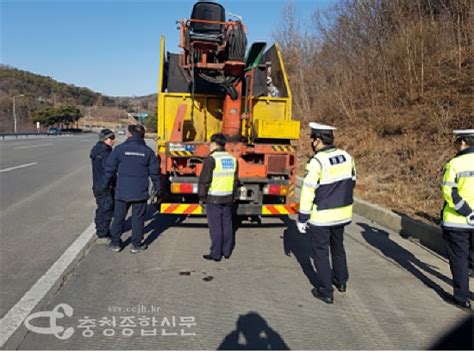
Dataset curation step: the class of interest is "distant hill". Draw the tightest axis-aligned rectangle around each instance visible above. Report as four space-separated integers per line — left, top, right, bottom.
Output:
0 65 115 107
0 65 157 132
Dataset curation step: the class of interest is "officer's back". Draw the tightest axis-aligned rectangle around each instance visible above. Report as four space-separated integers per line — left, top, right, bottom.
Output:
104 126 160 202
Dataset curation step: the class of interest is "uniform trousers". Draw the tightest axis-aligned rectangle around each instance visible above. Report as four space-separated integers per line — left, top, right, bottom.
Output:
110 199 147 248
443 228 473 303
93 190 114 238
308 224 349 298
206 203 234 259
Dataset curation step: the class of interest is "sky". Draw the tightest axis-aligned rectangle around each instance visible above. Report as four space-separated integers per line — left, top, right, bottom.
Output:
1 0 335 97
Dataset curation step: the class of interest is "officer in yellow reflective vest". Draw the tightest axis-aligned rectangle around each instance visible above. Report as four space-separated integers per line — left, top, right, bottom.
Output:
297 123 356 304
198 133 238 262
440 129 474 310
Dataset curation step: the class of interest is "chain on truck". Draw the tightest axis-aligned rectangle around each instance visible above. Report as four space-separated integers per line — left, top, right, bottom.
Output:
154 1 300 218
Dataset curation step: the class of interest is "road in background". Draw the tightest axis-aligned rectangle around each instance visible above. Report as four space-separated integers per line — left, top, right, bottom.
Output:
0 134 125 317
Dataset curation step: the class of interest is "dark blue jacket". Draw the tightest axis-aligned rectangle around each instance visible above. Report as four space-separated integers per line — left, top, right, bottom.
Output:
103 136 161 202
90 141 113 193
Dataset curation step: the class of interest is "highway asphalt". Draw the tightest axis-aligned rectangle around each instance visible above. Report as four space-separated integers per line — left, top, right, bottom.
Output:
0 134 117 318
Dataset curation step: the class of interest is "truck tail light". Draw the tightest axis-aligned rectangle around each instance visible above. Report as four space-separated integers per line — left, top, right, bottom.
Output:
265 184 288 196
170 183 197 194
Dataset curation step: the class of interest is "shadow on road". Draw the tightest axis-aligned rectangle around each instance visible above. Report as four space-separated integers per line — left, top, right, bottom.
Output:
122 205 186 247
282 221 320 289
143 210 186 247
218 312 290 350
430 314 473 350
120 208 286 250
357 222 453 302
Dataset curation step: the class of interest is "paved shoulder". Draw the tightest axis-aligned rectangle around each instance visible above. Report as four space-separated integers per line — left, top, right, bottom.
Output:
15 213 469 350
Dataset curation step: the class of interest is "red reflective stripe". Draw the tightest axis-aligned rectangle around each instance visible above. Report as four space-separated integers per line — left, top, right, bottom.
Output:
164 204 180 214
267 205 280 215
183 205 198 214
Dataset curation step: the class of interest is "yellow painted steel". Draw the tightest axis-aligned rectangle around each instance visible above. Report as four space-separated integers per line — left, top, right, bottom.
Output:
275 43 292 115
253 119 300 140
156 37 300 151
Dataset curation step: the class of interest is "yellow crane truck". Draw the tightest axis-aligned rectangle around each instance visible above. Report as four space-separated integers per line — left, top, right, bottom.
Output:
156 1 300 218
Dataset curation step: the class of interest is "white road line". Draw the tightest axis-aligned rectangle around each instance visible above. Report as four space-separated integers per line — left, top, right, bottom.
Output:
0 162 38 173
0 223 96 347
13 143 53 150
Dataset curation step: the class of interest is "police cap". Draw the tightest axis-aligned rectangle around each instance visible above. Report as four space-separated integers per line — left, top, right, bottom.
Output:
309 122 336 142
99 128 115 141
453 129 474 139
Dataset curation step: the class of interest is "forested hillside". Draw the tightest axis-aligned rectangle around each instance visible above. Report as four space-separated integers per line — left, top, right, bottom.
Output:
276 0 472 224
0 66 157 132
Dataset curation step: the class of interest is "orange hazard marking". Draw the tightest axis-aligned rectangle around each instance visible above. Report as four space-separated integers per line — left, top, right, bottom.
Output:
262 205 297 215
183 205 198 214
160 203 204 215
162 204 179 214
267 205 280 215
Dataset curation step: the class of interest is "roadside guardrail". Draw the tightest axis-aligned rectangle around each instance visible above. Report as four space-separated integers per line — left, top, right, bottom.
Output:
0 132 82 140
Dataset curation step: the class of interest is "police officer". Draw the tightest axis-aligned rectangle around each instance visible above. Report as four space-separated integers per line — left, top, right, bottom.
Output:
440 129 474 310
296 123 356 304
103 125 161 253
198 133 238 262
90 128 116 244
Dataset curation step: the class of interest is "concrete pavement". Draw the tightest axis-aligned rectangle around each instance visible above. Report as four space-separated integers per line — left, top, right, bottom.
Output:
14 212 471 350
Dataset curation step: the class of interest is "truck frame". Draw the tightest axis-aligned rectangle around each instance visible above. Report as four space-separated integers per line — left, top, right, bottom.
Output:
155 2 300 217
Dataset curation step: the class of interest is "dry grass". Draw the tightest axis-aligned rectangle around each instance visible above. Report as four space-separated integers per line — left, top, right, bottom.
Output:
280 0 473 226
296 106 471 225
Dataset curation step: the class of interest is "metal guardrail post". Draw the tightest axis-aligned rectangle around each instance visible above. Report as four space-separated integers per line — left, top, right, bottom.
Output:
0 132 81 139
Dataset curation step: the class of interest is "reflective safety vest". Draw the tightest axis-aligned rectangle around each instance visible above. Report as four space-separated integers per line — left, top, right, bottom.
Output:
441 147 474 230
299 147 356 227
208 151 237 197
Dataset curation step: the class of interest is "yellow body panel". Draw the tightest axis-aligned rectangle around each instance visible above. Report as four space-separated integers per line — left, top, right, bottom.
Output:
156 37 299 145
157 94 223 143
253 119 300 140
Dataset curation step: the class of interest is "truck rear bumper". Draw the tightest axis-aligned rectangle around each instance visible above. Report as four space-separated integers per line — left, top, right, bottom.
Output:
159 203 298 216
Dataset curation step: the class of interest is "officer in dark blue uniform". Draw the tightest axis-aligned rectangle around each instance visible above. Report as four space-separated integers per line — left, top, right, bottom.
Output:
103 125 161 253
198 134 238 262
297 123 356 304
90 129 116 244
